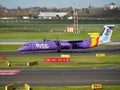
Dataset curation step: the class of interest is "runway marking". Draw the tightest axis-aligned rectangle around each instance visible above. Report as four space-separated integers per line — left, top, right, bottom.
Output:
108 66 120 69
0 70 21 75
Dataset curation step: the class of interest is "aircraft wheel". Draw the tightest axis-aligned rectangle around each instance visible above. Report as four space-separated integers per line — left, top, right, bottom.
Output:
57 49 61 52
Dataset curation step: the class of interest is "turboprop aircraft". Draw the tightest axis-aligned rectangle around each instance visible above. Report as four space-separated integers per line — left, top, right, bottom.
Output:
18 25 115 52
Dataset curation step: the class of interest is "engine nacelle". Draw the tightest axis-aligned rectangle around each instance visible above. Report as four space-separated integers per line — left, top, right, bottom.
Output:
60 42 72 49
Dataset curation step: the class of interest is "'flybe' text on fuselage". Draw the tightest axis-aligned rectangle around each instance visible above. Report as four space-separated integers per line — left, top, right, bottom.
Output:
36 43 49 49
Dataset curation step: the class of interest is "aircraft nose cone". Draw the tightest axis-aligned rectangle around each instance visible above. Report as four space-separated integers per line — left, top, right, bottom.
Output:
18 47 24 52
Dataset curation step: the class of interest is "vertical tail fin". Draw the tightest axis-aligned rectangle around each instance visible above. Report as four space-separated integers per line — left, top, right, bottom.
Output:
99 25 115 45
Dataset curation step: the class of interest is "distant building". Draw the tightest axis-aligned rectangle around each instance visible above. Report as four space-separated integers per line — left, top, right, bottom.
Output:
0 17 16 19
38 12 68 19
109 3 117 10
67 16 73 19
23 16 30 19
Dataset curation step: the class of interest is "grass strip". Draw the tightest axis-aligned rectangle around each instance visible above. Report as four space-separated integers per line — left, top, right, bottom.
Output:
0 24 120 40
0 85 120 90
0 55 120 68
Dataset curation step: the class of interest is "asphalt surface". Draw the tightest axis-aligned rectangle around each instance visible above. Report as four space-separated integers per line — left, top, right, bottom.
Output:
0 46 120 57
0 68 120 86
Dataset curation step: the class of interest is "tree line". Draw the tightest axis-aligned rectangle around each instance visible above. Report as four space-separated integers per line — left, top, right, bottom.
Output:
0 5 120 19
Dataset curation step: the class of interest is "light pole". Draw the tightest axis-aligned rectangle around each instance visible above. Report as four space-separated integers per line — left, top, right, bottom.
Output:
73 3 79 34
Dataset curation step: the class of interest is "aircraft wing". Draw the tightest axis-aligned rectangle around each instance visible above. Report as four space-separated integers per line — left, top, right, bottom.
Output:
67 40 83 43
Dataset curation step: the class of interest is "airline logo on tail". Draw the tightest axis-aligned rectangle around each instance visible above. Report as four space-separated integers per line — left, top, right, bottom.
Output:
98 25 115 45
102 28 111 42
105 28 111 36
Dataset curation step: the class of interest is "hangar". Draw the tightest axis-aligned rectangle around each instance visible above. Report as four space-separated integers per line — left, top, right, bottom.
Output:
38 12 68 19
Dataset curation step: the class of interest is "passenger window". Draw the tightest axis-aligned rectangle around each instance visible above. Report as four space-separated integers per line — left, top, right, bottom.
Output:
24 43 29 46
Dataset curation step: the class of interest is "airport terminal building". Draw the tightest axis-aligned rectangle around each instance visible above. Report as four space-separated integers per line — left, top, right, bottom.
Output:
38 12 68 19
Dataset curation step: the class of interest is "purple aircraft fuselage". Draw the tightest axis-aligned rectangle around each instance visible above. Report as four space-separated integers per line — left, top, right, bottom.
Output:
18 25 115 52
18 39 94 52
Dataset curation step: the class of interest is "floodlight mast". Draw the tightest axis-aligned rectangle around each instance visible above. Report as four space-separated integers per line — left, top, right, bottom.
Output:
73 3 78 34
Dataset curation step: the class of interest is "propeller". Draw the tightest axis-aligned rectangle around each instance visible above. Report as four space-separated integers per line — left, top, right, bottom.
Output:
55 37 60 45
55 37 61 52
43 36 47 42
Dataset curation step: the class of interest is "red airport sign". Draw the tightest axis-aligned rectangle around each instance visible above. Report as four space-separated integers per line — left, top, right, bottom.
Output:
44 58 70 62
0 55 6 60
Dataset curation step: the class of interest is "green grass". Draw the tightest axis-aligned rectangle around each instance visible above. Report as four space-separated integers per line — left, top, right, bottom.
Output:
0 45 21 51
30 86 120 90
0 24 120 40
0 55 120 68
0 32 90 40
0 86 120 90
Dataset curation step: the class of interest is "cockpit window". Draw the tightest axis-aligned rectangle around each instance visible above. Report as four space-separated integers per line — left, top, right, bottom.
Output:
24 43 29 46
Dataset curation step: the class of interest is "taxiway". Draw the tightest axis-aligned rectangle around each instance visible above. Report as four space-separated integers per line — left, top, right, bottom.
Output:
0 68 120 86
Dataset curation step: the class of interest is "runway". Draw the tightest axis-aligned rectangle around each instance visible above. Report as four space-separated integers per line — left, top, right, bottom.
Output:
0 46 120 57
0 68 120 86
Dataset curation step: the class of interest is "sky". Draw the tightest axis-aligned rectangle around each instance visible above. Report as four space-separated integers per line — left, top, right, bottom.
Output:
0 0 120 9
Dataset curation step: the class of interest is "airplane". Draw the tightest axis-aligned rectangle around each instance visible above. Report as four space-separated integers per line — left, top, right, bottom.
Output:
18 25 115 52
